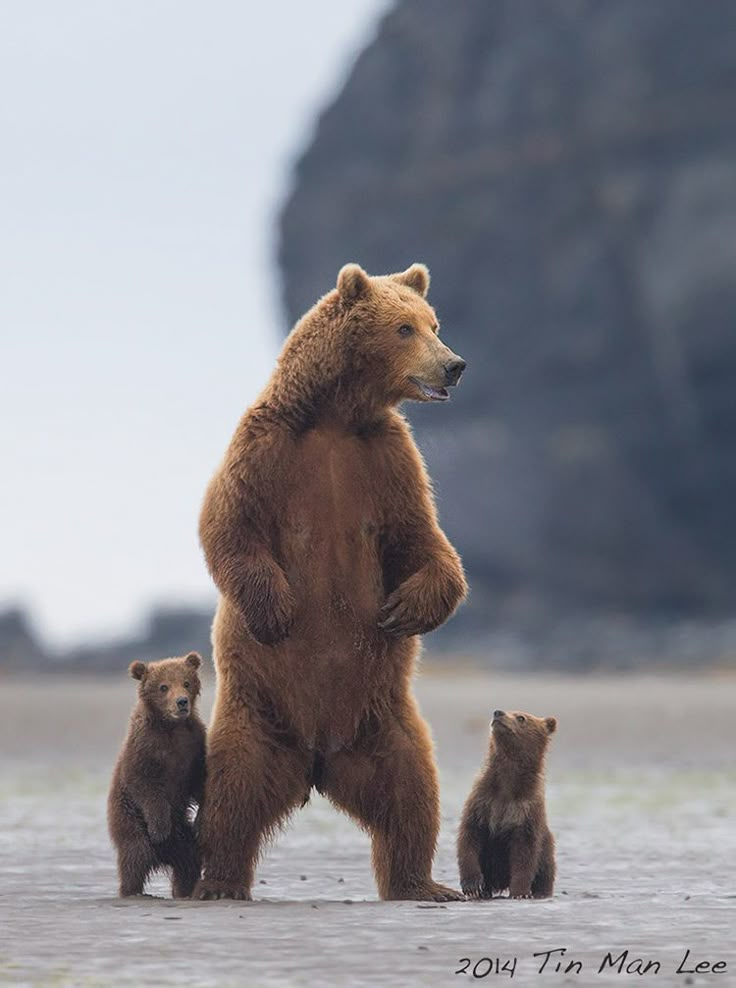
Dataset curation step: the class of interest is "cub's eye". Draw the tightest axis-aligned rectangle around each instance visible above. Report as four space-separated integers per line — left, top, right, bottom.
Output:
398 324 414 338
159 684 169 693
183 681 190 689
516 715 526 723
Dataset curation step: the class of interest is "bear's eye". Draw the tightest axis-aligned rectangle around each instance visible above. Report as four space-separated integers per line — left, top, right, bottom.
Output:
159 684 169 693
183 681 190 689
516 715 526 723
398 324 414 338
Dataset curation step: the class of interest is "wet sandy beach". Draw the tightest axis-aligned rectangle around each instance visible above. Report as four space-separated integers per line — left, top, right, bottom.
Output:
1 668 734 986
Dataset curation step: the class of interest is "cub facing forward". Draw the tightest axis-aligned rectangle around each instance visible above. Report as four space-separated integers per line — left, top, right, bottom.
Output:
458 709 557 899
108 653 206 897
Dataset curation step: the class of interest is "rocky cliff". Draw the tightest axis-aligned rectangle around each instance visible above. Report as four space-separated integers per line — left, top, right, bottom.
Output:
279 0 736 639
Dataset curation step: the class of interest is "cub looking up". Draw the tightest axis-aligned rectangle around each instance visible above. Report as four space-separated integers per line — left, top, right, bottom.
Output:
108 652 206 897
457 709 557 899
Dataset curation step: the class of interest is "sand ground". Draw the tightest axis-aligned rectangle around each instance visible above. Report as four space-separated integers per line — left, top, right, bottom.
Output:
1 668 734 987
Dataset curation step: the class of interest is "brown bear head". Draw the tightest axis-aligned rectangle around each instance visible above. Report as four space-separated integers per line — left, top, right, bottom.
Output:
490 709 557 764
275 263 465 423
336 262 466 407
129 652 202 723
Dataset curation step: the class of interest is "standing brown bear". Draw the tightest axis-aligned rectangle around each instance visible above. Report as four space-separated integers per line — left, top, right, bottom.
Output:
108 653 206 897
457 709 557 899
196 263 467 901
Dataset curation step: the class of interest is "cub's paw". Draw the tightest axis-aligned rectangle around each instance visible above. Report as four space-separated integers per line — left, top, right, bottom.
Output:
510 891 533 900
388 880 464 903
193 879 252 901
460 875 487 900
147 821 171 844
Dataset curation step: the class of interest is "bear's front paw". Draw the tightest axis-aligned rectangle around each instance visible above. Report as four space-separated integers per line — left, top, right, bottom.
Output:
461 875 487 900
245 586 294 646
378 562 464 637
387 879 464 902
247 614 291 646
377 585 428 638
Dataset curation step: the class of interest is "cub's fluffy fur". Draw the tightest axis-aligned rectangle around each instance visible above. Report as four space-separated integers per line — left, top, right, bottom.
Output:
458 709 557 899
108 653 206 897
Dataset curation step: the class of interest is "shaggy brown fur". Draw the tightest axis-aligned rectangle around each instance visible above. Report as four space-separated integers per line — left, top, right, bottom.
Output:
108 653 206 897
457 710 557 899
195 263 467 902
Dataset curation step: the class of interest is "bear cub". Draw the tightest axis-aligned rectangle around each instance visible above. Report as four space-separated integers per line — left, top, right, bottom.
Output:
108 652 206 897
457 709 557 899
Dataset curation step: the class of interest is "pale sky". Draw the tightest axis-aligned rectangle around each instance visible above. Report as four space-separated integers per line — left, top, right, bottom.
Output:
0 0 390 646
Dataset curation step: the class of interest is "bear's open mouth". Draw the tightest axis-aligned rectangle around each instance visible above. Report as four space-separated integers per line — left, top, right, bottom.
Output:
409 377 450 401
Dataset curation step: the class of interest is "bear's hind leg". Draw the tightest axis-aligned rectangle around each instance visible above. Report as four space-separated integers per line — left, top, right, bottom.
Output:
531 829 555 899
195 706 310 901
169 823 202 899
322 696 462 902
117 838 157 897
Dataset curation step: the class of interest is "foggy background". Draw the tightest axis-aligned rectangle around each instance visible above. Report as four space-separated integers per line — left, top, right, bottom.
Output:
0 0 389 650
2 0 736 671
4 11 734 982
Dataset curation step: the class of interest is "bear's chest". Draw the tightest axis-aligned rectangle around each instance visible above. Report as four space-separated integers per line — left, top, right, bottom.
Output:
486 798 532 835
285 428 382 541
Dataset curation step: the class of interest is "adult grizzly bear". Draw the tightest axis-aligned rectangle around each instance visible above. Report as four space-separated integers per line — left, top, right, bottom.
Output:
195 263 467 901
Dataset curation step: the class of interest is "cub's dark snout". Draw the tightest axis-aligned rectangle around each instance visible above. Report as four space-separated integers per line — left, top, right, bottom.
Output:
493 709 505 720
176 696 189 710
444 357 466 386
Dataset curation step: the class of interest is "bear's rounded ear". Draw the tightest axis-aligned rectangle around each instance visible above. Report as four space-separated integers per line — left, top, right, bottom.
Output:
129 661 147 681
391 263 430 298
184 651 202 670
337 263 371 302
545 717 557 734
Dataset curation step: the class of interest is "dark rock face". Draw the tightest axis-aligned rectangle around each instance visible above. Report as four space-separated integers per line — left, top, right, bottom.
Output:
279 0 736 633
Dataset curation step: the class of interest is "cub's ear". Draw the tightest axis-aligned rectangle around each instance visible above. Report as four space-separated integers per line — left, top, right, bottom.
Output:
337 263 371 302
184 651 202 670
129 661 147 681
391 263 430 298
545 717 557 734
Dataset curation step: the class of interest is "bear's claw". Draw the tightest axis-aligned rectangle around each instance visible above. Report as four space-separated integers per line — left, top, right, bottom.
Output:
193 879 252 901
461 876 487 900
378 595 426 638
388 880 464 902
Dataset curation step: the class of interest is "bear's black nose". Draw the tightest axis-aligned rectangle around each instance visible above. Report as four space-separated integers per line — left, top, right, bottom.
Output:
493 709 505 719
444 358 466 385
176 696 189 709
